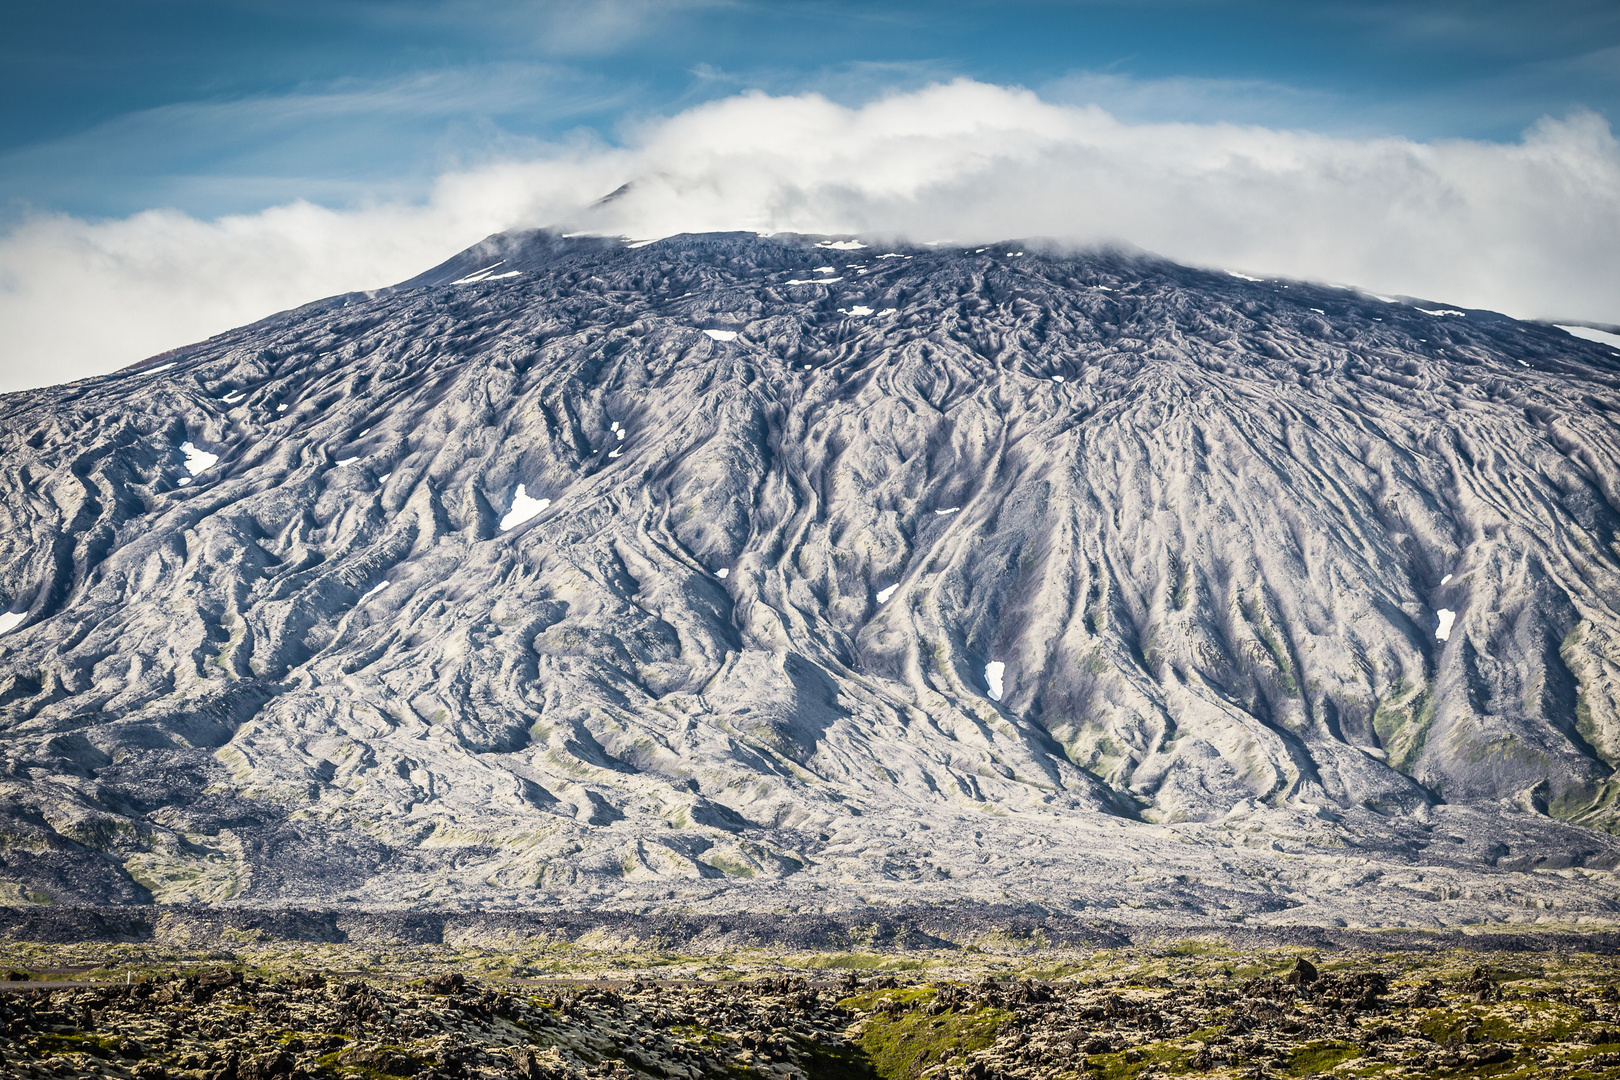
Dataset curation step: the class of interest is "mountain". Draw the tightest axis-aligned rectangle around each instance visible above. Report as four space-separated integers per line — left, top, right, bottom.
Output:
3 230 1620 926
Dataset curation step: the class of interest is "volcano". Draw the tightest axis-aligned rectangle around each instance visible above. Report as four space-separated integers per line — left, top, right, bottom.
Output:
2 230 1619 926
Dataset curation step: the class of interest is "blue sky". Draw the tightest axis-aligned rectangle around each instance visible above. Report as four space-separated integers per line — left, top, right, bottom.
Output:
5 0 1619 221
2 1 1618 391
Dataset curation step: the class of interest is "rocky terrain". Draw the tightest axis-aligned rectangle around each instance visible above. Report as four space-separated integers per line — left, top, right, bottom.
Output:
1 230 1619 920
7 936 1620 1080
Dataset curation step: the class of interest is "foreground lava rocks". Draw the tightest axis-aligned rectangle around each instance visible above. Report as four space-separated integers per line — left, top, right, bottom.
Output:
6 953 1620 1080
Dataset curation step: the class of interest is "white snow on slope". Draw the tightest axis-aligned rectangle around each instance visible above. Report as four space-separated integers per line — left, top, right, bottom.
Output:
378 472 392 484
1418 308 1466 317
1558 324 1620 350
842 306 874 316
876 584 898 604
703 329 738 341
180 441 217 475
985 661 1005 701
716 568 729 579
934 507 960 515
1227 271 1263 282
817 240 866 250
141 362 177 375
364 581 389 597
1436 609 1456 641
0 612 24 635
450 261 505 285
336 456 358 467
1441 573 1453 585
784 278 841 285
500 484 550 530
813 266 837 273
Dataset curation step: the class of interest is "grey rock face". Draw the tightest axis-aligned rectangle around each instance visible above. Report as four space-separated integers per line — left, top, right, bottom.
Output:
2 230 1620 922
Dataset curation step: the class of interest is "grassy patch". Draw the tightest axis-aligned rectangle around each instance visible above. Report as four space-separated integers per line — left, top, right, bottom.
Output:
850 999 1011 1080
1286 1040 1363 1075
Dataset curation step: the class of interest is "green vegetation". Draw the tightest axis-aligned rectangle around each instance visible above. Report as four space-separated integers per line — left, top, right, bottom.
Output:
839 987 1012 1080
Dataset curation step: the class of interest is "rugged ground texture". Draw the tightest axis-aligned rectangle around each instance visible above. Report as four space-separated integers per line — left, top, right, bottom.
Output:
8 934 1620 1080
2 231 1620 919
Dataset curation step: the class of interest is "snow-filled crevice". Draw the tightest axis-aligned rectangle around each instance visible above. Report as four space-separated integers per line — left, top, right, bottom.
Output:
500 484 551 531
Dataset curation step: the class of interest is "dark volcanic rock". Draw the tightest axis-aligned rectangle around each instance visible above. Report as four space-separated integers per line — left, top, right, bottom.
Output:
1 230 1619 921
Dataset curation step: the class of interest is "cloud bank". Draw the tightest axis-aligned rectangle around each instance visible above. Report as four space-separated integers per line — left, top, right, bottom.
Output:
3 80 1618 392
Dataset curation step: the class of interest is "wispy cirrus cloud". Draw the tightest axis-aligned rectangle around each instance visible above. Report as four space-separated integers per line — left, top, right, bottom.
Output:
2 79 1617 393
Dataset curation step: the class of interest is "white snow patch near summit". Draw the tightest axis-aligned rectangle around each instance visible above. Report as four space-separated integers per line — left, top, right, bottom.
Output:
703 329 738 341
1558 325 1620 350
0 612 24 635
876 584 898 604
1436 609 1456 641
985 661 1006 702
1417 308 1466 317
842 306 874 316
180 441 217 475
500 484 550 530
817 240 866 250
451 261 505 285
1226 271 1263 282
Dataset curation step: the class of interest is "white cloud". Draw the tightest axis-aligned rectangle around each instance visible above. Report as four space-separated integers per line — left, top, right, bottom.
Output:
3 79 1617 393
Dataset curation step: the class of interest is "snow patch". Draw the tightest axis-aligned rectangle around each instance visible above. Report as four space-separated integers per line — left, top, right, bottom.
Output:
716 568 730 579
222 391 245 404
1226 271 1263 282
607 448 622 459
364 581 389 597
0 612 24 635
876 584 898 604
1441 574 1453 585
1436 609 1456 641
784 277 841 285
876 253 905 259
1418 308 1466 317
934 507 960 516
378 472 392 483
500 484 551 531
180 441 217 475
1557 324 1620 350
276 403 289 412
842 306 874 316
450 261 505 285
141 362 177 375
703 329 738 341
813 266 837 274
817 240 866 250
985 661 1006 702
1052 375 1065 383
336 456 358 467
616 429 625 440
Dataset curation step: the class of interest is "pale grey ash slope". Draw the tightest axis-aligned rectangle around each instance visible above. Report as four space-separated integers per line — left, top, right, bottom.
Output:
2 231 1620 924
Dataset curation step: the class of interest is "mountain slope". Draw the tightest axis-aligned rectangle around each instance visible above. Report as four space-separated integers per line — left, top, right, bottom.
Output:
2 231 1620 923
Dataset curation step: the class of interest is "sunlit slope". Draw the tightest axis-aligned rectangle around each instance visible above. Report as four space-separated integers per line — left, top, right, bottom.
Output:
1 231 1618 918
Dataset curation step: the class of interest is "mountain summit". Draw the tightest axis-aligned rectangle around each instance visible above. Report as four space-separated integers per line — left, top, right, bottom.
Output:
3 231 1619 924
